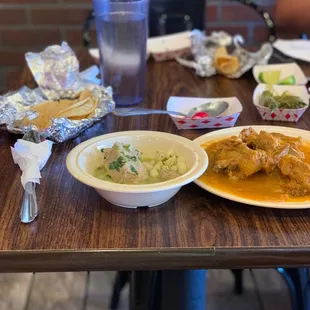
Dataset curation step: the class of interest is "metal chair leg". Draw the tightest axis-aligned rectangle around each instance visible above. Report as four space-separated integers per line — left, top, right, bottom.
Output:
161 270 207 310
277 268 309 310
110 271 131 310
231 269 244 295
129 271 161 310
129 270 206 310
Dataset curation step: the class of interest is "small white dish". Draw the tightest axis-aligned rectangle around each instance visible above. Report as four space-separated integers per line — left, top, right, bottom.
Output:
89 31 191 63
148 31 191 61
89 48 100 61
89 47 151 62
66 131 208 208
166 96 243 129
252 63 307 85
253 84 309 122
194 126 310 209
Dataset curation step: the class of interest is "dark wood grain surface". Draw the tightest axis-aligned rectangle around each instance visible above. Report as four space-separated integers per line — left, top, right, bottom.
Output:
2 49 310 272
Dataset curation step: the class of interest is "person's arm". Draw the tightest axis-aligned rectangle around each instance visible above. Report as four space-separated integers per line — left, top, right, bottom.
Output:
275 0 310 34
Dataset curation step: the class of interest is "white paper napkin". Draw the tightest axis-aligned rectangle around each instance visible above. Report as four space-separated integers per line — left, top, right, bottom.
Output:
273 39 310 62
11 140 53 194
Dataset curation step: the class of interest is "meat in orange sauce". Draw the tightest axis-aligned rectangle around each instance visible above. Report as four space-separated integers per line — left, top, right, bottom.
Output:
200 128 310 202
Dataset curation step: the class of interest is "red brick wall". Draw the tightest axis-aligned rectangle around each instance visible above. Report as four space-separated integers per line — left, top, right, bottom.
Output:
0 0 276 92
206 0 276 43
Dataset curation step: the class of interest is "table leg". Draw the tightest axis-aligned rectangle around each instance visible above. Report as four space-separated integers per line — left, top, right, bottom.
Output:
129 270 206 310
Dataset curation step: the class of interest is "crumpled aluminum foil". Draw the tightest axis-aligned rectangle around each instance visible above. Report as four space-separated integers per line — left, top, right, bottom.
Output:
0 42 115 142
176 30 273 78
26 42 83 100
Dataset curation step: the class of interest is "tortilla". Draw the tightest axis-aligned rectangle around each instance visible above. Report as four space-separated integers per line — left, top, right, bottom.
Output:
21 100 70 130
58 97 90 114
214 46 228 58
57 98 97 119
214 47 240 75
79 89 93 101
20 89 98 130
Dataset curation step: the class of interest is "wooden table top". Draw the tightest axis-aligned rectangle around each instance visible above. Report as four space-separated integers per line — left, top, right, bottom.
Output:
1 50 310 272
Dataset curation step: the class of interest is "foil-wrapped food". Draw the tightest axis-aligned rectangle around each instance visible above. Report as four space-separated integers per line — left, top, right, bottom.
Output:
0 42 115 142
176 30 273 78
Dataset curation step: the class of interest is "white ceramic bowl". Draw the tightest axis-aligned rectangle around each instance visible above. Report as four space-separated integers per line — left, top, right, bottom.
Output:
66 131 209 208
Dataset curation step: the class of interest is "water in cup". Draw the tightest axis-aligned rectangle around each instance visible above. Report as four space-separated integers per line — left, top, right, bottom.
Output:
96 11 148 106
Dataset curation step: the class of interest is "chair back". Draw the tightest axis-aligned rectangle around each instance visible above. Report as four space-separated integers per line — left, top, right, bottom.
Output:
149 0 205 36
235 0 276 42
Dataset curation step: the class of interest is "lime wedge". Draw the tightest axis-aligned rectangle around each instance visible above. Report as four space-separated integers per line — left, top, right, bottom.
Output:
279 75 296 85
258 70 281 84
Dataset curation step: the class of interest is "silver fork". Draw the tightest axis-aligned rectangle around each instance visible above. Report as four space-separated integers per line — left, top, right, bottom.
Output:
20 131 43 224
112 107 188 117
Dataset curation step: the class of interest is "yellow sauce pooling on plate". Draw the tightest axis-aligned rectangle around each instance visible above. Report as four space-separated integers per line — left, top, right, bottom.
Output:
199 140 310 203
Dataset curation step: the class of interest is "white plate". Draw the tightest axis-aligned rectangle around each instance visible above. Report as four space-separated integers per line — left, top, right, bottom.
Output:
273 39 310 63
194 126 310 209
252 63 307 85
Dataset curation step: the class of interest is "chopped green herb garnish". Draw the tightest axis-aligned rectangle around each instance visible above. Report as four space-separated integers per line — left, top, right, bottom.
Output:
100 148 105 153
130 165 138 175
108 156 126 172
113 144 120 150
123 144 131 151
259 89 307 110
125 155 137 161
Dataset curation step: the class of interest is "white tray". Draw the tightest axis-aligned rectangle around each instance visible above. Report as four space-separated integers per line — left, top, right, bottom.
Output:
89 31 191 63
252 63 307 85
166 96 243 129
253 84 309 122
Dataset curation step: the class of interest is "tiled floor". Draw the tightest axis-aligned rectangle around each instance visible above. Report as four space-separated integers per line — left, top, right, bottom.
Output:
0 269 291 310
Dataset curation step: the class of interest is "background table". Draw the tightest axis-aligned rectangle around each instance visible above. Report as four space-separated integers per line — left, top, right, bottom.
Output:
1 51 310 273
